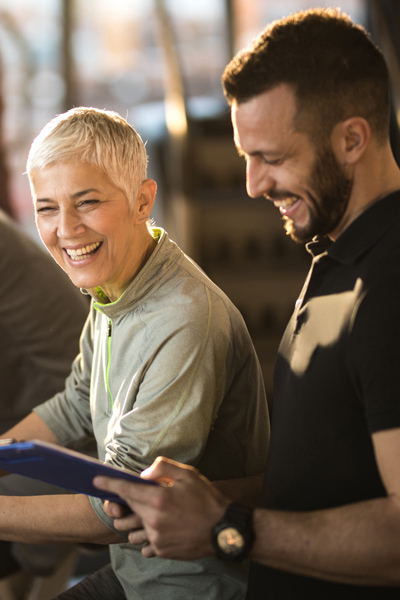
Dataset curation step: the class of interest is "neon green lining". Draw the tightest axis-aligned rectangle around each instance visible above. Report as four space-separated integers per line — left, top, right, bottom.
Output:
94 287 109 302
94 227 161 305
106 320 114 409
93 227 162 410
93 305 115 410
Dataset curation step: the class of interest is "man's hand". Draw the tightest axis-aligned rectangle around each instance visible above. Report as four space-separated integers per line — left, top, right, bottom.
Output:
94 457 230 560
102 500 150 550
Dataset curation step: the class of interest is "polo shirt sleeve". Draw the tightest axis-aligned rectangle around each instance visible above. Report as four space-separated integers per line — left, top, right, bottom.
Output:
349 274 400 434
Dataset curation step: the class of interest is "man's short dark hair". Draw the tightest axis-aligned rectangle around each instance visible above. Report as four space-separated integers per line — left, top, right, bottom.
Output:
222 8 390 143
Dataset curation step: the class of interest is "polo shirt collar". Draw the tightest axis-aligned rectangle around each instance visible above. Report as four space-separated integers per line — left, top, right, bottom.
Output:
306 190 400 264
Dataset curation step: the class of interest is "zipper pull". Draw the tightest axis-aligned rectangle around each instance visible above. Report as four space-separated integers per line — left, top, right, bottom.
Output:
107 320 112 337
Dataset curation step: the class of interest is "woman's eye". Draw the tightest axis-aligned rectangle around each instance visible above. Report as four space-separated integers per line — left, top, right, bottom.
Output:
36 206 55 214
79 199 98 207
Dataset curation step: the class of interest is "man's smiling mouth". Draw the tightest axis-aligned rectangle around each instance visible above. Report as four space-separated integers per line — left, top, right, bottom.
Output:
271 196 300 210
65 242 102 261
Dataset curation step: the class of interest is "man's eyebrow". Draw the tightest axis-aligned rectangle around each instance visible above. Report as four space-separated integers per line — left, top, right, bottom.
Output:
235 146 281 160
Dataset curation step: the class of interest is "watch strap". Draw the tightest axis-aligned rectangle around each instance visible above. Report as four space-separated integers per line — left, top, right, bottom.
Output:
212 502 254 561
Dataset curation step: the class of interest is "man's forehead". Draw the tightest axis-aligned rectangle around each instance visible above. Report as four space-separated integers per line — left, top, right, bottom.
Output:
232 83 296 115
231 85 298 149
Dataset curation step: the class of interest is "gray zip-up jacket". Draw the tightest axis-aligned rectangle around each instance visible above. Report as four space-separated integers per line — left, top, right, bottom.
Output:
34 228 269 599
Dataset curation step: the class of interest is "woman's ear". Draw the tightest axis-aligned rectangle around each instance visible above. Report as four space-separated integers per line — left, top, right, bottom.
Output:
331 116 371 165
135 179 157 222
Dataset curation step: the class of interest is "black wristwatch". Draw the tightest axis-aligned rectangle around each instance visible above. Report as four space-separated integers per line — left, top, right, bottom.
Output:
211 502 254 561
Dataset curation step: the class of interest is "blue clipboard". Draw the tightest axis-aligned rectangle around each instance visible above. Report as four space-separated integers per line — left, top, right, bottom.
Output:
0 439 158 505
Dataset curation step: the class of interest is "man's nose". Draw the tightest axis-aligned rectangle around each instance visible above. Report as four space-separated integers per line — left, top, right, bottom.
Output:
246 159 275 199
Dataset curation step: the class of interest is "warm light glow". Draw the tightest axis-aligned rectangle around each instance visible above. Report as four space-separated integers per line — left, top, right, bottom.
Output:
165 92 188 137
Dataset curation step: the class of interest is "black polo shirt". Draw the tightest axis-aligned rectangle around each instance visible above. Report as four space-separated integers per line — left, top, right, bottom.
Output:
247 192 400 599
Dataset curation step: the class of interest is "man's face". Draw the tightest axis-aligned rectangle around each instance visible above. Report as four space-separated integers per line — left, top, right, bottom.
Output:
232 84 352 243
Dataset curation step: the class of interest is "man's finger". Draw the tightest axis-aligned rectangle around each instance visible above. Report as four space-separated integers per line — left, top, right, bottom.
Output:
103 499 126 518
141 456 202 484
113 513 143 532
127 528 149 546
139 542 157 558
94 476 147 503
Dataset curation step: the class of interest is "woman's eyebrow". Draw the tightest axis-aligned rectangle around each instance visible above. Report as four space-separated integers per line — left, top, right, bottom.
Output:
35 188 101 203
72 188 100 198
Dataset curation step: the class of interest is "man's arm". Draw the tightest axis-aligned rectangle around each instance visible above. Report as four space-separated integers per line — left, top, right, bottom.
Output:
247 427 400 586
95 431 400 585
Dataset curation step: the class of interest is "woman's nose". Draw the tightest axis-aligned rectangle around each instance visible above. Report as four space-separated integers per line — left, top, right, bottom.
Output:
57 208 85 238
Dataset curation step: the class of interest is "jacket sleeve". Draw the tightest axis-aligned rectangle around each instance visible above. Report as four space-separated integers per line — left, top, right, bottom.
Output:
102 285 267 477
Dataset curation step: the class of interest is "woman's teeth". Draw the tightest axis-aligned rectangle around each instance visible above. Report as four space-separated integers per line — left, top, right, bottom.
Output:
66 242 101 261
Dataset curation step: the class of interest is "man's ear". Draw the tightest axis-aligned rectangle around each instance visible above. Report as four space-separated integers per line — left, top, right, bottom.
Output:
331 116 370 165
135 179 157 222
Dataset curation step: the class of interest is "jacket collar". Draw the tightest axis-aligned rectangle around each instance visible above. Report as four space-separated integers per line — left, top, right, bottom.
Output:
83 228 180 318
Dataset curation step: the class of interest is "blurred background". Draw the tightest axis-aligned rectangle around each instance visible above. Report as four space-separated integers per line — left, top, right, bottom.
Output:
1 0 399 402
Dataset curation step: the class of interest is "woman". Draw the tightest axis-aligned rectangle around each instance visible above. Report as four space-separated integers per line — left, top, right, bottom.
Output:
1 107 269 599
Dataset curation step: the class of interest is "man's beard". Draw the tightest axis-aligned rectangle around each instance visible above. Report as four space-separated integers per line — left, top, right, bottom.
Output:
284 145 353 244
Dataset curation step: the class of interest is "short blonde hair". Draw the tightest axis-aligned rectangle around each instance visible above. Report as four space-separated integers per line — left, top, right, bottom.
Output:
27 107 148 204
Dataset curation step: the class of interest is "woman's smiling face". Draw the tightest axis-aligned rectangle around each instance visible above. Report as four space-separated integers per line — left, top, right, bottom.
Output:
32 162 144 301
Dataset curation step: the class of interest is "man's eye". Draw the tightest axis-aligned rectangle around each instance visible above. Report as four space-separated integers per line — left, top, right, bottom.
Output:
262 157 281 166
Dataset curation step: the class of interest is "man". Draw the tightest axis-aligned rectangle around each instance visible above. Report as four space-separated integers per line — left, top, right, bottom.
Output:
95 8 400 599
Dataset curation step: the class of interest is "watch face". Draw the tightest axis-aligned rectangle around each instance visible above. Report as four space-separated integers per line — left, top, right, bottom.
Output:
217 527 245 554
